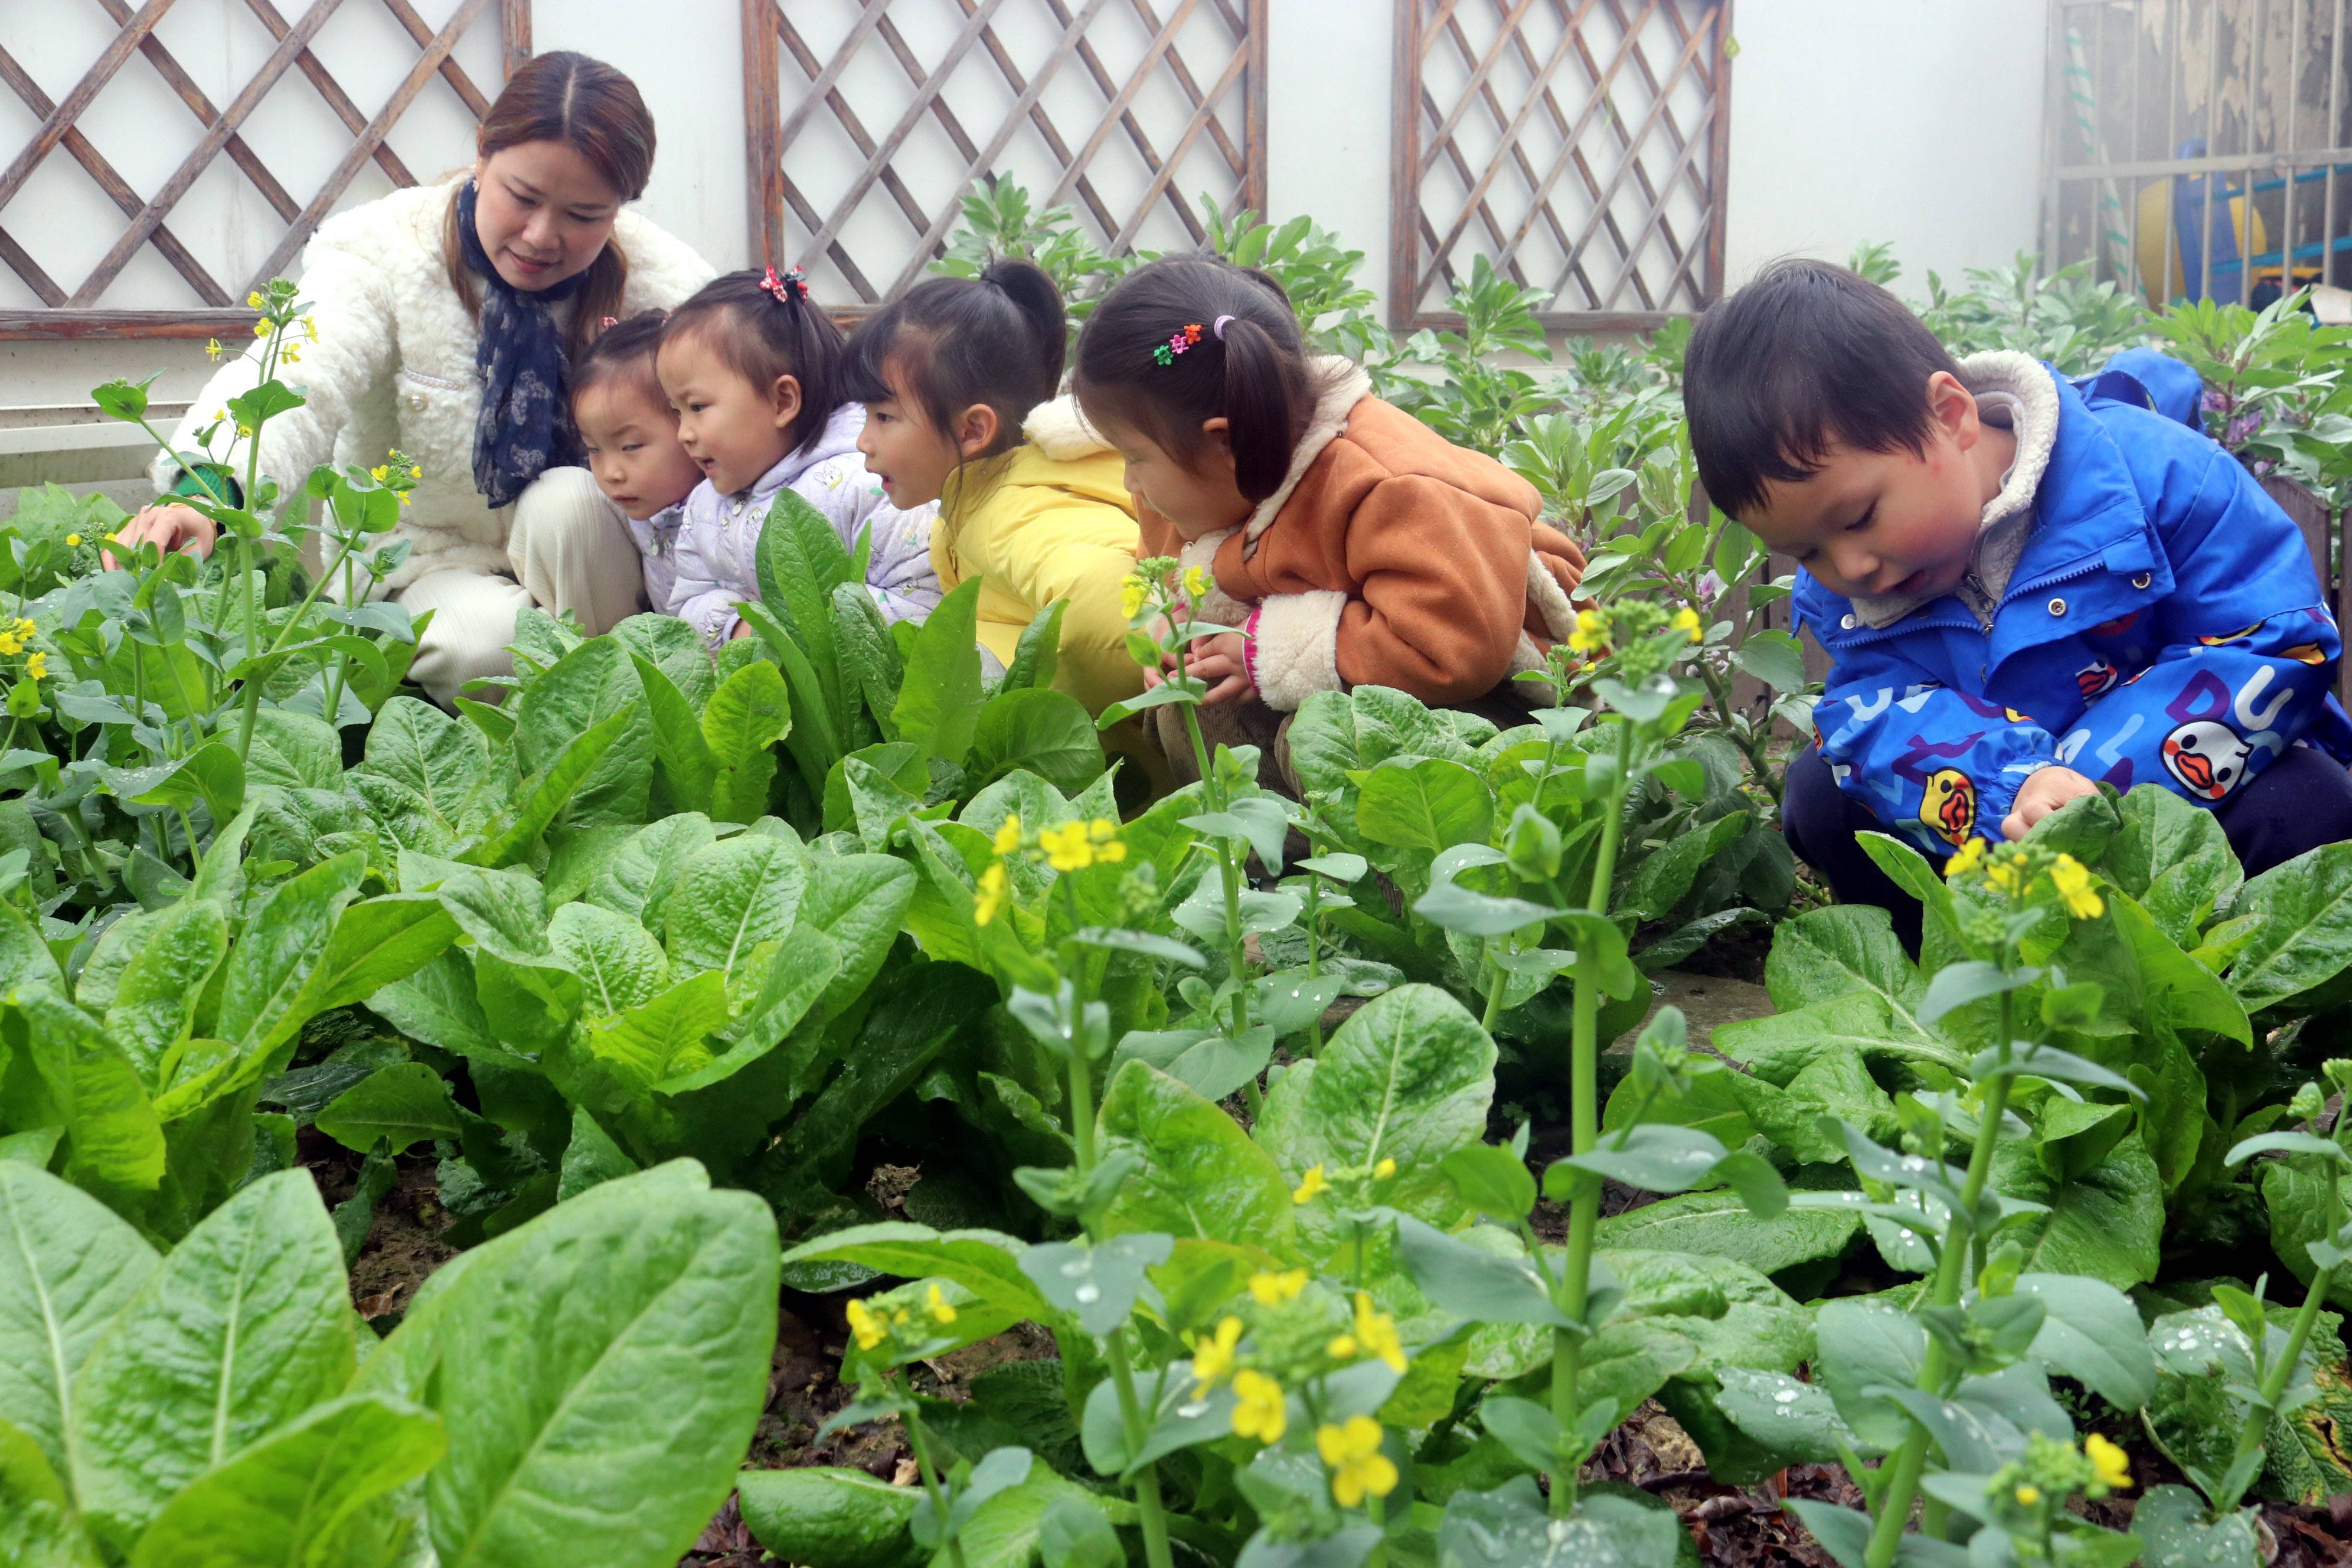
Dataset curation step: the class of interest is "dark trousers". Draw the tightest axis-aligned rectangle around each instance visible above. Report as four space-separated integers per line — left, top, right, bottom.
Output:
1782 743 2352 952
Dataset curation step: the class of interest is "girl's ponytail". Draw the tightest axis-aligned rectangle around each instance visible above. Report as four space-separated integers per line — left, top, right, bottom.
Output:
1218 315 1307 500
981 257 1069 388
840 260 1068 454
1071 256 1321 505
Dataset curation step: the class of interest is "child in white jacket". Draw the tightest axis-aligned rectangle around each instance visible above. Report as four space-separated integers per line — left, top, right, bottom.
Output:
658 267 937 647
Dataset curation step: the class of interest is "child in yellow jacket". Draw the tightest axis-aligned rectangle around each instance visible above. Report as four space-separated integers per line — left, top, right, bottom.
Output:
846 260 1143 718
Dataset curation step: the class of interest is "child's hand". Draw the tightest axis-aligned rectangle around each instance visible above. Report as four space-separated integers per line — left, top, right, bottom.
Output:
729 620 753 641
1183 632 1256 705
2001 765 2097 840
104 504 217 570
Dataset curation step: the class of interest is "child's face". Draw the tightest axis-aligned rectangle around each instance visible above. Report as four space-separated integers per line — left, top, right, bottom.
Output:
1091 412 1251 541
576 378 702 521
657 328 802 496
855 361 980 509
1741 373 1999 603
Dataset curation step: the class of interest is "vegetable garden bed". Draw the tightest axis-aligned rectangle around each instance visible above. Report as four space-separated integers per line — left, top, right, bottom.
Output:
6 201 2352 1568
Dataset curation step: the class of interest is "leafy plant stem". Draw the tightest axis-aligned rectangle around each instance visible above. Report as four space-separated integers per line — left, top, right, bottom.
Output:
1693 657 1781 805
902 1402 970 1568
1864 990 2019 1568
2217 1266 2340 1516
1104 1332 1178 1568
1549 717 1635 1518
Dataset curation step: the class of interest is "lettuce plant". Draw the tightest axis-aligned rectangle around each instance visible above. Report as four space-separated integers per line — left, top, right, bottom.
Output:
0 1157 777 1568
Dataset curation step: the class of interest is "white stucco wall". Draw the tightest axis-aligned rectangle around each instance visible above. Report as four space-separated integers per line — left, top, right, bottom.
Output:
1723 0 2052 289
1 0 2055 410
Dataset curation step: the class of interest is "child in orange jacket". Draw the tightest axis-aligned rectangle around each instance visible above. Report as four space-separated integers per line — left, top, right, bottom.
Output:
1070 256 1585 783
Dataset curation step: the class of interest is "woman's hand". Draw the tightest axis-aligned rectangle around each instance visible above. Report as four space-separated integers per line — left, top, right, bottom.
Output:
103 504 218 570
1184 632 1257 706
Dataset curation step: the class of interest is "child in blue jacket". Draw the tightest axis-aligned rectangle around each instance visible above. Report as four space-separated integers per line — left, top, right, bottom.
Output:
1683 260 2352 948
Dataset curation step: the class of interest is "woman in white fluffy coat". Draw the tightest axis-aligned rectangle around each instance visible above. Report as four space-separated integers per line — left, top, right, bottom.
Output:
127 53 713 704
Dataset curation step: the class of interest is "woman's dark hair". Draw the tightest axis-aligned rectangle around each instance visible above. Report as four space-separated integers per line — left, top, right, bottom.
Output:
442 51 656 357
1682 258 1961 518
841 258 1066 454
659 270 851 458
1072 256 1319 502
571 309 668 410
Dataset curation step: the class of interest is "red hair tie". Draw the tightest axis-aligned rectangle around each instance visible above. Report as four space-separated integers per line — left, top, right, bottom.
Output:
759 264 809 306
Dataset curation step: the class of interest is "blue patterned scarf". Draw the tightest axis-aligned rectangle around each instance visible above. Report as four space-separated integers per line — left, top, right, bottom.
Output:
458 178 587 509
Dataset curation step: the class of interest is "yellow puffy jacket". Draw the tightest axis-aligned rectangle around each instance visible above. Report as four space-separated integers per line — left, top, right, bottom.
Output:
933 397 1143 718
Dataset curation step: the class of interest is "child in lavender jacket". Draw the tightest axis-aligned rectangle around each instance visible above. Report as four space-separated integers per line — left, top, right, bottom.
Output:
667 402 937 645
656 268 939 647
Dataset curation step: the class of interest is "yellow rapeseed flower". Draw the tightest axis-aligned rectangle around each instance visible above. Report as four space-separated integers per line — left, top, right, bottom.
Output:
0 633 24 658
1249 1269 1308 1306
1347 1292 1406 1373
1317 1416 1398 1507
204 338 223 362
246 290 264 310
1089 817 1126 863
2049 853 2103 920
1566 607 1609 656
1374 1157 1396 1180
23 653 44 681
974 861 1008 926
64 534 79 548
2085 1433 2131 1491
926 1283 958 1324
1671 605 1702 642
302 316 319 343
2013 1484 2041 1507
1292 1164 1328 1205
409 465 422 479
1943 837 1985 880
846 1298 887 1352
17 620 35 639
252 321 270 337
281 345 300 364
993 814 1024 855
1040 821 1094 872
1984 854 2025 894
1182 564 1212 598
1120 577 1148 620
1231 1370 1285 1443
370 465 388 482
1189 1315 1243 1394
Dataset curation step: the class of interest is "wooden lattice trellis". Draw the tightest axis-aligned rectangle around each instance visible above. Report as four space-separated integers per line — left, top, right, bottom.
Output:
1391 0 1733 332
743 0 1266 311
0 0 531 341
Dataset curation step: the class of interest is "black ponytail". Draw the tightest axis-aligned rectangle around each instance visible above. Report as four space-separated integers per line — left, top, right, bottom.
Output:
1071 256 1322 504
842 258 1067 452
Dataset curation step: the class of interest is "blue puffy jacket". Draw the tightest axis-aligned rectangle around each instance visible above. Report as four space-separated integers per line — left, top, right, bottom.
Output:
1798 348 2352 857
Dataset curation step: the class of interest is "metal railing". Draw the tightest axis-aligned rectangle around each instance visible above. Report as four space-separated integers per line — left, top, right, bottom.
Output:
2043 0 2351 306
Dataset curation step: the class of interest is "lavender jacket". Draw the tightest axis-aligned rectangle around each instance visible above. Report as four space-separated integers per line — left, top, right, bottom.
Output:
667 403 940 647
626 501 685 613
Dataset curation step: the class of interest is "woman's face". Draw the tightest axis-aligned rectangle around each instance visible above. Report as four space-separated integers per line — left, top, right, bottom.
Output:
471 140 623 292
